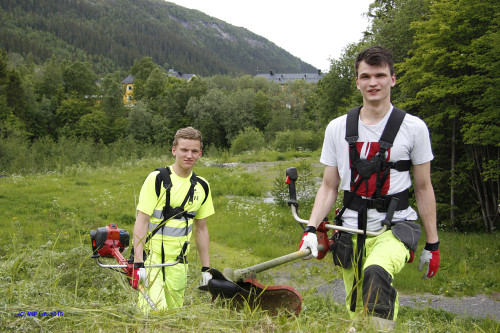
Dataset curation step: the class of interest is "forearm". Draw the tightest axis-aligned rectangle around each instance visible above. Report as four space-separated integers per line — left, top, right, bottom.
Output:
309 185 338 227
133 210 150 262
415 182 439 244
308 166 340 228
194 219 210 267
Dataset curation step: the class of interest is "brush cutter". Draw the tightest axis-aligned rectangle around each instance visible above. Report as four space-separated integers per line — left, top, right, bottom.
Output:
199 167 397 314
89 223 181 310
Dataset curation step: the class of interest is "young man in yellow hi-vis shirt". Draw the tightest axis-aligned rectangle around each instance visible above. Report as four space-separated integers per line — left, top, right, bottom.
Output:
130 127 214 311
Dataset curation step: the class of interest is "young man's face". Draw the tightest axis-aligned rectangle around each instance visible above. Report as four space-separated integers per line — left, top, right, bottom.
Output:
172 138 202 172
356 60 396 106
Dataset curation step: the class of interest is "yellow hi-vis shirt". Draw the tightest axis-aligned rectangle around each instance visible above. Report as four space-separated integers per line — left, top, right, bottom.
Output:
136 166 214 261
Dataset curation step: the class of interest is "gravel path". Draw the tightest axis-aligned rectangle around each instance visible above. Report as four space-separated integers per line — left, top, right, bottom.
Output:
270 261 499 321
314 280 499 321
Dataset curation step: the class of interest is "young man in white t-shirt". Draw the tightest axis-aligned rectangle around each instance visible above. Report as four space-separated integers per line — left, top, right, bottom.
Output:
299 46 440 328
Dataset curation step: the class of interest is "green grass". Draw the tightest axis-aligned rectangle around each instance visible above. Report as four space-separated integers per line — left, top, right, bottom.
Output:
0 153 498 332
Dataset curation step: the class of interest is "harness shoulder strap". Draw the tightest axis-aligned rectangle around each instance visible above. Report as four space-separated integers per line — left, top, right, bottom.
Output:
345 106 361 144
155 167 172 197
195 176 210 205
345 106 406 148
379 107 406 151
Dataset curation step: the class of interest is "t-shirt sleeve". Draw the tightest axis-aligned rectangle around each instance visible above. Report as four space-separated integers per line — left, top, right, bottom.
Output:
409 116 434 165
136 171 159 216
320 117 344 167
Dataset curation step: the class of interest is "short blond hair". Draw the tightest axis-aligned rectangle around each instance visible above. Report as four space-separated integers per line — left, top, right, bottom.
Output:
173 127 203 148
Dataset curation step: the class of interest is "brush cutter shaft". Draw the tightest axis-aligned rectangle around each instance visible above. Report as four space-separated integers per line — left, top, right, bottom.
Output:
138 285 157 311
93 259 180 269
230 244 326 282
290 205 386 236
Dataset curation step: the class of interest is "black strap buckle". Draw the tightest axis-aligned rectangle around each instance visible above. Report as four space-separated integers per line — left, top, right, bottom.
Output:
176 241 190 263
374 198 387 212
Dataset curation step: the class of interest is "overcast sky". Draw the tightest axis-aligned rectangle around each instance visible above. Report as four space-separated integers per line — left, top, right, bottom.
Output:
168 0 373 72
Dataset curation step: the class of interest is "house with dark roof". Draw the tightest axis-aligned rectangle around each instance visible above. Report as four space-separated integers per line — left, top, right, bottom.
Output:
121 74 135 105
121 69 196 106
166 68 196 81
256 70 324 84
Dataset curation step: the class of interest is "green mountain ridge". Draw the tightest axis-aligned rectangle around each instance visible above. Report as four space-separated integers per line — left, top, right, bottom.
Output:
0 0 317 75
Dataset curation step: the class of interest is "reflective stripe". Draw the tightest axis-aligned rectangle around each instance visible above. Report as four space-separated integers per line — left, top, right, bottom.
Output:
152 209 197 220
148 222 193 237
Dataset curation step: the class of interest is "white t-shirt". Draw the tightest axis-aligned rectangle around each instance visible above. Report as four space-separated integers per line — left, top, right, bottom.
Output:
320 105 434 231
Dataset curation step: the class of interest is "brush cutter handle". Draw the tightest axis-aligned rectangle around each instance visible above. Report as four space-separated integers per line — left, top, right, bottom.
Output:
93 258 181 269
285 167 299 208
285 167 386 236
224 244 326 282
290 203 387 236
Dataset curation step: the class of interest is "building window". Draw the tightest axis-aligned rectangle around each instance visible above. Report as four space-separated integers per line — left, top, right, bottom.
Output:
128 85 133 91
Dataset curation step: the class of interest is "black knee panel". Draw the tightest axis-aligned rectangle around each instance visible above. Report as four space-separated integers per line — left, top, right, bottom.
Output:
362 265 397 320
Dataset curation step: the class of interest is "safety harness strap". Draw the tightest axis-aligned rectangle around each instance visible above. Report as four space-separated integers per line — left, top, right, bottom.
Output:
151 167 198 280
147 166 209 244
342 106 409 313
343 189 409 213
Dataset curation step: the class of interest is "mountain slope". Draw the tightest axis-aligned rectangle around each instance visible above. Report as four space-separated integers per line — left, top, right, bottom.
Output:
0 0 316 75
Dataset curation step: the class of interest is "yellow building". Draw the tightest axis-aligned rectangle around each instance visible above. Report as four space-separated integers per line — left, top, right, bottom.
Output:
121 74 135 106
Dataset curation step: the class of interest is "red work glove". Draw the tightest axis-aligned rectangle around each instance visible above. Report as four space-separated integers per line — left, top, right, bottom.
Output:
407 250 415 263
418 242 440 279
130 262 146 289
299 226 318 260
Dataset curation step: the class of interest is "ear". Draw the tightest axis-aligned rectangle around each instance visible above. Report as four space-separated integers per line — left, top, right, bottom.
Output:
171 146 176 156
391 73 396 87
356 77 360 90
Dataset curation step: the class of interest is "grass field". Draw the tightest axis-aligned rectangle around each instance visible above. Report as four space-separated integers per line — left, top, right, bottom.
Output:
0 152 498 332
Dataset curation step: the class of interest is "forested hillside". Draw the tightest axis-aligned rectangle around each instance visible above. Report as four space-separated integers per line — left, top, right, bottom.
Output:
0 0 316 75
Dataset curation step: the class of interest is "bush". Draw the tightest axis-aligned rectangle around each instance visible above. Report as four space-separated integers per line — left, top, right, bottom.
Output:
0 135 168 174
273 130 323 152
230 127 266 154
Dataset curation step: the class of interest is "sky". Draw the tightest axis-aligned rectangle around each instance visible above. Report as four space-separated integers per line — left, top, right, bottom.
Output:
168 0 373 72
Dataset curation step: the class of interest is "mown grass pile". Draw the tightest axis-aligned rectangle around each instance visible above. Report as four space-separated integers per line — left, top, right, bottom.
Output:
0 152 498 332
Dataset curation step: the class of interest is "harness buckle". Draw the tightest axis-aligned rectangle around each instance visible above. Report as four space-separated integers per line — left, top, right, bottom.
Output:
374 198 387 212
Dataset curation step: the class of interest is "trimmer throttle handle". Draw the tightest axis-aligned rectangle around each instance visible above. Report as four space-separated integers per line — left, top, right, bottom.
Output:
285 167 299 208
381 197 400 227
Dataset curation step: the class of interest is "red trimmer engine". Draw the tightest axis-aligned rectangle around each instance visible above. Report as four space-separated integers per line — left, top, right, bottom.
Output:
90 223 132 276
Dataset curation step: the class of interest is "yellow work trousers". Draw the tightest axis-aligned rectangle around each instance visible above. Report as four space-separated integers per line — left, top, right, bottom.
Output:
137 245 188 313
342 230 409 321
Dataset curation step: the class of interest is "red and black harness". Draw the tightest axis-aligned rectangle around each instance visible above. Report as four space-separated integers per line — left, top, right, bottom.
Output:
334 106 411 312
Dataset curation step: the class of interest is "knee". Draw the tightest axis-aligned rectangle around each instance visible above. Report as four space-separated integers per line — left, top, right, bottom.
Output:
363 265 392 287
362 265 396 320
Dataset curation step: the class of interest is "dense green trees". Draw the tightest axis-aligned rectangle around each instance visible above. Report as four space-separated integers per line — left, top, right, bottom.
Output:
0 52 318 151
396 0 499 232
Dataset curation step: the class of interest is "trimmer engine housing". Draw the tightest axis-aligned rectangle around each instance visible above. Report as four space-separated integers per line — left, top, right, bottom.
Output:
90 223 129 258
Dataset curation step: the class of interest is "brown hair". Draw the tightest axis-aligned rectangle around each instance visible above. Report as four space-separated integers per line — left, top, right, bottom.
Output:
173 127 203 148
355 46 395 76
